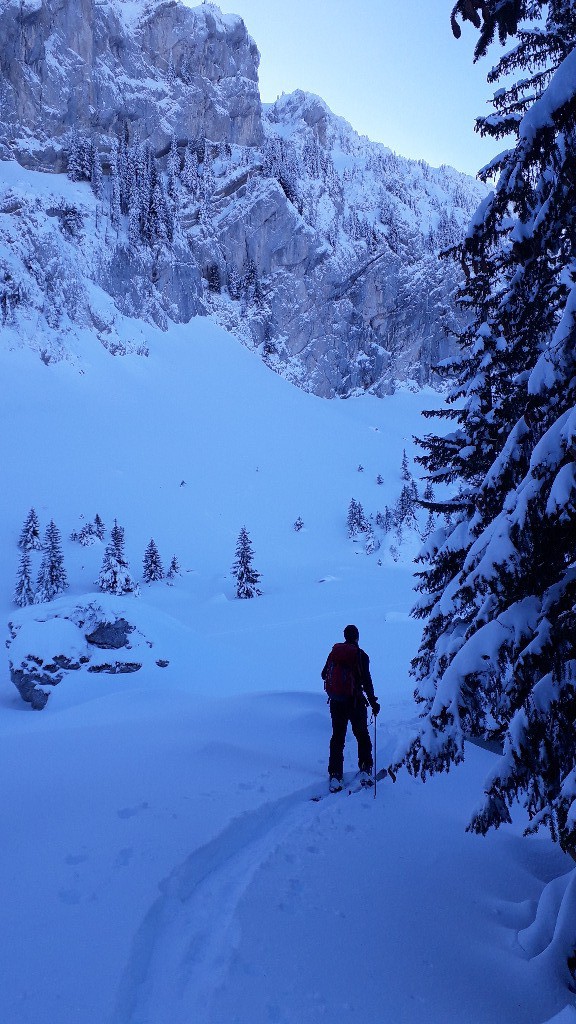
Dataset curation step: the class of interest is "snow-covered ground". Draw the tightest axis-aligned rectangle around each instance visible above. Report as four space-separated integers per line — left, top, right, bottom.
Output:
1 310 574 1023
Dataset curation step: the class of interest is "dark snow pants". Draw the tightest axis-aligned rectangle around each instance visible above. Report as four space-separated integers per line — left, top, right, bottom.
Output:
328 696 372 779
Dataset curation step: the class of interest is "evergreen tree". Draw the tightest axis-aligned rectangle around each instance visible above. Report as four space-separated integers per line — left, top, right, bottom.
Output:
231 527 262 599
206 262 222 293
109 150 122 229
98 520 136 595
35 521 68 602
375 507 393 533
90 149 103 198
181 144 199 195
347 498 368 538
78 522 97 546
167 554 181 579
365 528 380 555
241 260 258 307
93 514 105 541
14 550 34 607
393 483 418 535
167 133 180 203
67 134 92 182
142 538 164 582
227 265 241 301
398 1 576 855
199 156 215 223
18 508 42 551
293 517 304 532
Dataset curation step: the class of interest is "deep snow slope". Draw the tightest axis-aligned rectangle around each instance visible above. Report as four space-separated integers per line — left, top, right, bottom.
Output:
1 297 575 1023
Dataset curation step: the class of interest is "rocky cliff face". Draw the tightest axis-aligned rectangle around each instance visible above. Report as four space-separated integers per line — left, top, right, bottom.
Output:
0 0 261 167
0 0 485 395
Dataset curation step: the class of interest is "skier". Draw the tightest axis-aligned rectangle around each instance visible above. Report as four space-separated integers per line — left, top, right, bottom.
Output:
321 624 380 792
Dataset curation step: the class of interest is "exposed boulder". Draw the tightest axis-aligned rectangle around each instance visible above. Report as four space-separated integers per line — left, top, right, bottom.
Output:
7 604 145 708
85 618 134 649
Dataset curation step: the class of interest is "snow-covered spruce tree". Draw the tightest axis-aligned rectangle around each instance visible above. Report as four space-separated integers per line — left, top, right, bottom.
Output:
18 507 42 551
181 144 199 196
167 133 179 202
167 554 181 579
98 520 136 596
142 538 164 583
231 527 262 599
14 550 34 607
398 1 576 855
78 522 97 546
35 521 68 603
393 483 419 535
67 133 92 182
90 149 103 199
93 514 105 541
347 499 369 538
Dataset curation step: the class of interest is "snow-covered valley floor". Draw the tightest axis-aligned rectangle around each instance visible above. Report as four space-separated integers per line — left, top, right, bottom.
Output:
1 312 574 1023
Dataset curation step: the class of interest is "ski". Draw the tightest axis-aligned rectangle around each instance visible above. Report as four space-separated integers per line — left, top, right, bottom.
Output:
310 766 395 802
347 766 396 794
309 772 355 802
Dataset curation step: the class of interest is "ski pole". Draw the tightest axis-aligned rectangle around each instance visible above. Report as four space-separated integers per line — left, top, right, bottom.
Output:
373 712 377 800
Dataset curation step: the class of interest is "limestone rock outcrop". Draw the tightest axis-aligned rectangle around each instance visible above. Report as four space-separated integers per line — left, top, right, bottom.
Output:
0 0 485 395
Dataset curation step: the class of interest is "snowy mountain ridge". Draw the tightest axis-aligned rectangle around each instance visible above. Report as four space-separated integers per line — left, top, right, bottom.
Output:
0 0 486 394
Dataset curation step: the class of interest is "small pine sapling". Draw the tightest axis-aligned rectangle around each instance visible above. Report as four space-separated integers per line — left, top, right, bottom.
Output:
97 520 136 595
143 538 164 583
18 508 42 551
347 499 369 538
347 499 360 538
93 514 106 540
232 527 262 599
365 529 380 555
14 550 35 607
293 517 304 532
375 507 393 533
167 554 181 579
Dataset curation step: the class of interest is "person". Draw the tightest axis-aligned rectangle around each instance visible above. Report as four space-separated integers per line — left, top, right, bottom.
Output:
321 624 380 792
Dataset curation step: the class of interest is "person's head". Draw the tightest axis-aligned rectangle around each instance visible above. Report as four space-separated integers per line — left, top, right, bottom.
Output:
344 624 359 643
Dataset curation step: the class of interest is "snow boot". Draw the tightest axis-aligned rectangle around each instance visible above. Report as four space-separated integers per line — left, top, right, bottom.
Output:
329 776 343 793
357 770 374 788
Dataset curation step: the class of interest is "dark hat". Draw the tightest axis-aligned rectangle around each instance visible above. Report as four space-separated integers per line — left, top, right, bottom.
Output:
344 624 359 642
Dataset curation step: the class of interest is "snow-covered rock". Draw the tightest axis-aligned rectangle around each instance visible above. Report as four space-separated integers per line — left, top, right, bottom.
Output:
7 599 148 708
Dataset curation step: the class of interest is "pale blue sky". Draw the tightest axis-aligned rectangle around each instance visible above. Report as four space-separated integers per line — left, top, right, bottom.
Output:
214 0 506 177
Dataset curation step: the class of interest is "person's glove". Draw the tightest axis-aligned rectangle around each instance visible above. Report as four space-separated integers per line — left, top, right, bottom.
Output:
371 700 380 716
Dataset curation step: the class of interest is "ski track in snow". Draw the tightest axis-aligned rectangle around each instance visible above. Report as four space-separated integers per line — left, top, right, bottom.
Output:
112 713 575 1024
113 782 339 1023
